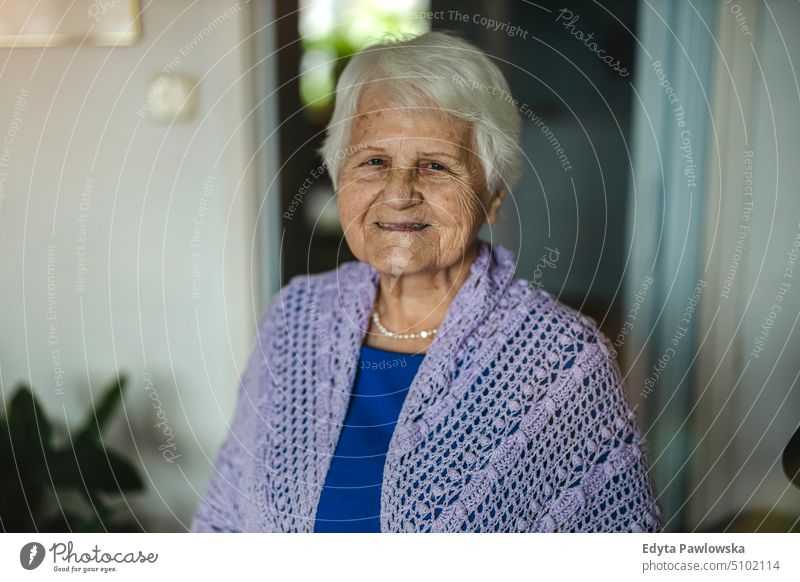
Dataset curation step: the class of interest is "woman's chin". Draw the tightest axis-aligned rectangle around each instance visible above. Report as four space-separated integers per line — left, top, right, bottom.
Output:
365 245 430 276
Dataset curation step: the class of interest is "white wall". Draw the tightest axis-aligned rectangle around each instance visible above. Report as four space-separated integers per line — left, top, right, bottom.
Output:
0 0 273 531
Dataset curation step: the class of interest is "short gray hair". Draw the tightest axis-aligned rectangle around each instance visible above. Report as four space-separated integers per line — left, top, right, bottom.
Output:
318 31 523 197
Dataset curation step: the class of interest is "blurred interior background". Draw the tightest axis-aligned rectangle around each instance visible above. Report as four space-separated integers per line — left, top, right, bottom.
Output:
0 0 798 532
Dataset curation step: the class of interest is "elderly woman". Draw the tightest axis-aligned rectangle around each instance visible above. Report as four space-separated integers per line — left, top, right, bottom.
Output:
192 31 662 533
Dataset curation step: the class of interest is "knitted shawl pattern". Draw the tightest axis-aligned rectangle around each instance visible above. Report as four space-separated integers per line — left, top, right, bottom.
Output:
192 241 663 532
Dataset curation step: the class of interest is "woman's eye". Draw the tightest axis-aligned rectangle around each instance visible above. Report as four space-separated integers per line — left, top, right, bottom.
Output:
365 158 385 166
422 161 448 174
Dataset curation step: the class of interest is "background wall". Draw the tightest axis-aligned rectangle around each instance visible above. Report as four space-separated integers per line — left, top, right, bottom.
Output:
0 0 273 531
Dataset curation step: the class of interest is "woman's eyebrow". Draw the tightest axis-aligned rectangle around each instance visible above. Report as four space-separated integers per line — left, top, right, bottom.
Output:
352 147 461 162
420 151 460 161
358 145 388 153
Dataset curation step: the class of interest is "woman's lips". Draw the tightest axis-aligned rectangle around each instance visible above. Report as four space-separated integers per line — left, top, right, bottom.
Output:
375 222 429 232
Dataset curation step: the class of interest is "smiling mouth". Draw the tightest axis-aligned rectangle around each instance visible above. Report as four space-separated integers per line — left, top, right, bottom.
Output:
375 222 430 232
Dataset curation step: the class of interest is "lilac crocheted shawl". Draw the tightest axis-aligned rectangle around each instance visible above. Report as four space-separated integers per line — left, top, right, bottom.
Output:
191 241 663 532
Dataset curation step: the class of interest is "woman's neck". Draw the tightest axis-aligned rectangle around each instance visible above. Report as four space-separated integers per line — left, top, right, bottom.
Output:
372 240 479 334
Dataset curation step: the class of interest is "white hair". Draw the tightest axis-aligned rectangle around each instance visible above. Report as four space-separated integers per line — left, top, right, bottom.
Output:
318 31 523 197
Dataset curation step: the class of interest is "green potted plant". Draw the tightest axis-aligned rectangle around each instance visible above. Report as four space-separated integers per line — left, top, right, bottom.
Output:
0 374 144 532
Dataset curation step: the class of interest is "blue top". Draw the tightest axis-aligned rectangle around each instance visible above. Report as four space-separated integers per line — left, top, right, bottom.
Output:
313 344 425 532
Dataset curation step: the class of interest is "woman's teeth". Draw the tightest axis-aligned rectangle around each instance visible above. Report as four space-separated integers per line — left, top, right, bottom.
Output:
376 222 428 231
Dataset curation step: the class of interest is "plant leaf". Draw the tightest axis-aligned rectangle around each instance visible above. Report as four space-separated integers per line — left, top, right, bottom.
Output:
49 441 142 495
1 386 54 531
76 374 127 445
8 384 53 452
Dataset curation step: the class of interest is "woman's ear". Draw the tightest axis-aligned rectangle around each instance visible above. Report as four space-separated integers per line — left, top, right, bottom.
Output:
486 189 506 224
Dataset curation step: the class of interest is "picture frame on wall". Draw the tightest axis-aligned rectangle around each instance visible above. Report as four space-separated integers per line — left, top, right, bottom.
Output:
0 0 141 48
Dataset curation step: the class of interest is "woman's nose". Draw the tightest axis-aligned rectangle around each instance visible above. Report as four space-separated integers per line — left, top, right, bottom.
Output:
379 166 422 209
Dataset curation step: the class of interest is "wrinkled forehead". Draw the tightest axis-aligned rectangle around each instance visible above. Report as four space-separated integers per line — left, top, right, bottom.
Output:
350 86 473 153
354 84 463 123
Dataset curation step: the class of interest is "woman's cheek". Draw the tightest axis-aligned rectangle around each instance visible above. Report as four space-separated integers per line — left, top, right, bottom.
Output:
337 191 360 233
443 184 482 226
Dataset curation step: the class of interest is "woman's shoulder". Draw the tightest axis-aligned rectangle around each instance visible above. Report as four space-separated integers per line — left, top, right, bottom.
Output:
256 259 372 332
283 259 372 296
504 276 617 371
282 260 373 310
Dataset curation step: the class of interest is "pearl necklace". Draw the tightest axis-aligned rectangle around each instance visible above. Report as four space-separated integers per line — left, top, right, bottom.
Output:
371 309 438 340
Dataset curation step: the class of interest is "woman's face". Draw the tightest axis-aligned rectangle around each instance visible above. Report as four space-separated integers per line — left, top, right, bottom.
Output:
337 87 502 278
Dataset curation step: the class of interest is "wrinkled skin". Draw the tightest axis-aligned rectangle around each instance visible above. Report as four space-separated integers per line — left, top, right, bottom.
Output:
336 86 505 352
